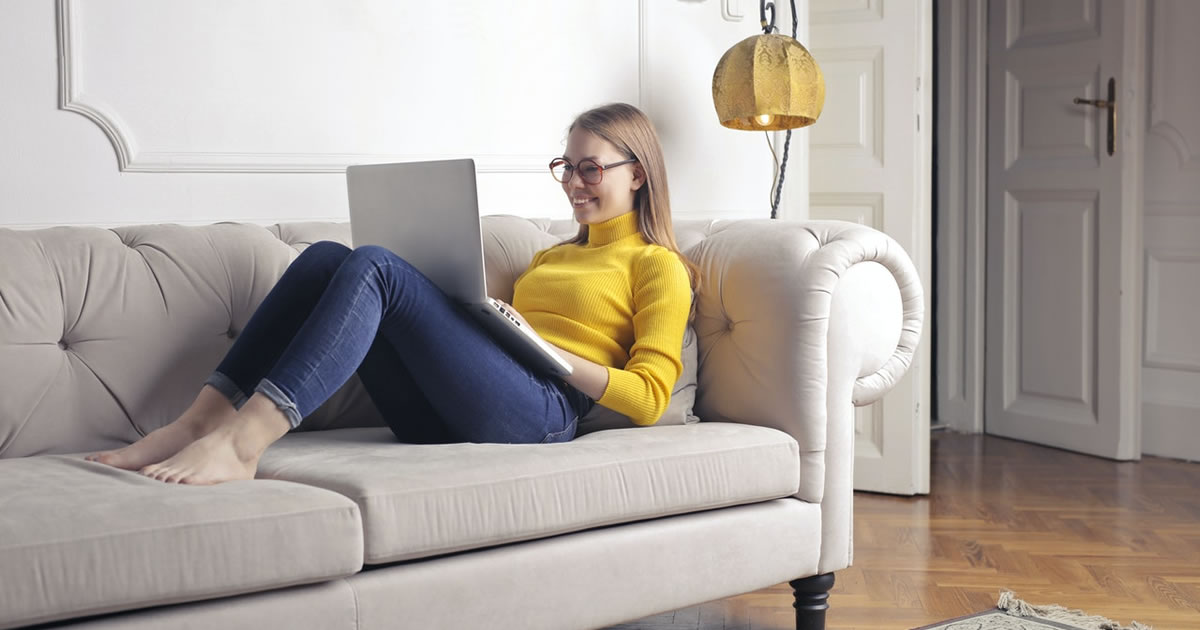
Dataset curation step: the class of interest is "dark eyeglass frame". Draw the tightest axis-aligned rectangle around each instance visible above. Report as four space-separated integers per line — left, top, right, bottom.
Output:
548 157 638 185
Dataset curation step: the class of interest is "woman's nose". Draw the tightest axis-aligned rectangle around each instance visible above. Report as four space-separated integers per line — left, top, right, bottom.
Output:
565 176 587 192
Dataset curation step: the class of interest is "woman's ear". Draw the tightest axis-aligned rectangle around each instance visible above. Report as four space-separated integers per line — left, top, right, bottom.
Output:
631 164 646 191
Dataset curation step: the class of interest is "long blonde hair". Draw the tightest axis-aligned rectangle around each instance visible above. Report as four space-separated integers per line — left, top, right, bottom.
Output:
561 103 701 293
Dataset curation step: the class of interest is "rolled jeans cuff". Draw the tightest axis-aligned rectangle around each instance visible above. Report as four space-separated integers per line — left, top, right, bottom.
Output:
254 378 304 429
205 371 249 410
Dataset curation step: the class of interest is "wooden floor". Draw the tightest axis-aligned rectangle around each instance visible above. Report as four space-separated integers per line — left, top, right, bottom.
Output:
610 431 1200 630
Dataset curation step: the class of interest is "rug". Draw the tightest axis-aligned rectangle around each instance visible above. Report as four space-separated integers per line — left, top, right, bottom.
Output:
911 591 1153 630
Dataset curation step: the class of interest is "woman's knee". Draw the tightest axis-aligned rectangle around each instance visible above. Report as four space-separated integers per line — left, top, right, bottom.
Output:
297 240 352 271
347 245 413 273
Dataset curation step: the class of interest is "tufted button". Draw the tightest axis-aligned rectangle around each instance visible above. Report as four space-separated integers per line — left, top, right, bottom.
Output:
57 340 68 350
226 328 237 339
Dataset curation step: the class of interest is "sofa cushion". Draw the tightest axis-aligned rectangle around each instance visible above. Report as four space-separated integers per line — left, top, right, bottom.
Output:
0 456 364 630
256 422 799 565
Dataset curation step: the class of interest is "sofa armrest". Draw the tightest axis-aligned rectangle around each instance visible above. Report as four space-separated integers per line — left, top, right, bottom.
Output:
686 219 923 570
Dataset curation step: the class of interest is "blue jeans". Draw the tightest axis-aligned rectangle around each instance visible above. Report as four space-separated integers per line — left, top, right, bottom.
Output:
204 241 592 444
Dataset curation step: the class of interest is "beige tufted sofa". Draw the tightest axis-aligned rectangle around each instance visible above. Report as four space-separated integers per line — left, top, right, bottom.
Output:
0 216 922 630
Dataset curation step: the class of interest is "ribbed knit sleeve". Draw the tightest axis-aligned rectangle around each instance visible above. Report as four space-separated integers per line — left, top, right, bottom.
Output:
596 246 692 425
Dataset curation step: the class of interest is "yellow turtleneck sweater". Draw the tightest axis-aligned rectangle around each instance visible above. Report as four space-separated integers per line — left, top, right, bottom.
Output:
512 211 692 425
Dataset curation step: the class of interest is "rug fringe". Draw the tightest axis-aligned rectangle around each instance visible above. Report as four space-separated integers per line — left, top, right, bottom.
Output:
997 591 1152 630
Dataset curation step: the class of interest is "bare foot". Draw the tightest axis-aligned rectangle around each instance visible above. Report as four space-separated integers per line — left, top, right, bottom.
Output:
139 425 258 485
86 386 237 471
138 395 291 485
85 418 213 471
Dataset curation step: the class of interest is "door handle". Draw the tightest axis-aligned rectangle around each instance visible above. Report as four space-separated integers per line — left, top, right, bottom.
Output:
1073 77 1116 156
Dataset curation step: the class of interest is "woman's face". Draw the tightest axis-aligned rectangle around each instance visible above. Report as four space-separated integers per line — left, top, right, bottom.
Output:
560 128 645 225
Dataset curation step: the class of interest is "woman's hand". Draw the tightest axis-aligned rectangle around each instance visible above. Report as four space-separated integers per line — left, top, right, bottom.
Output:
495 300 532 330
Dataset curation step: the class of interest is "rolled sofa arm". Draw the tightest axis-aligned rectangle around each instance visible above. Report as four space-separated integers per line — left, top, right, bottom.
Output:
685 219 923 498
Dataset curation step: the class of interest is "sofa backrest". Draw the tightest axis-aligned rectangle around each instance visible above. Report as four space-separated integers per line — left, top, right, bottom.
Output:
0 218 810 463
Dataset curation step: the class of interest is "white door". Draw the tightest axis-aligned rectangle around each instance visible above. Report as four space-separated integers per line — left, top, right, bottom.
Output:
985 0 1141 459
1142 0 1200 461
809 0 932 494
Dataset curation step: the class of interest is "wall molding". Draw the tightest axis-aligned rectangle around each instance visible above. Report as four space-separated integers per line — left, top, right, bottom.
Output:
55 0 641 174
4 216 350 231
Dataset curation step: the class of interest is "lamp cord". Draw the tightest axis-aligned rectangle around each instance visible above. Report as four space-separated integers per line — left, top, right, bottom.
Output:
771 132 791 219
768 0 798 220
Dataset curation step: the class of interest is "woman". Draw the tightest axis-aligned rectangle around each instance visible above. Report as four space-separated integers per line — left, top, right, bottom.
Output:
86 102 698 485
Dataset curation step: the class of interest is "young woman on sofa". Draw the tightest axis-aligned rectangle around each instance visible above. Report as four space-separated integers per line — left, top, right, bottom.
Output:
86 102 699 485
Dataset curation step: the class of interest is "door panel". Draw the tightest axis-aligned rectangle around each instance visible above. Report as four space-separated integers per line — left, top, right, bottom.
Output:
811 0 932 494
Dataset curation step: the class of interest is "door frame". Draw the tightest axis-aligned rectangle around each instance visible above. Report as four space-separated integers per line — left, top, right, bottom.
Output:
935 0 1146 449
935 0 988 434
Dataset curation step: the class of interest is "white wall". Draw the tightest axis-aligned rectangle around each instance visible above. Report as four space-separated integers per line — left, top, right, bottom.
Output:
0 0 800 229
1142 0 1200 461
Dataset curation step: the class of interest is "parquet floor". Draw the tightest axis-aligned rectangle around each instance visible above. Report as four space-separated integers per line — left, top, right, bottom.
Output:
610 431 1200 629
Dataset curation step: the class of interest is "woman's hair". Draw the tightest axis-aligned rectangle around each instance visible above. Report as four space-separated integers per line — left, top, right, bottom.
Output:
561 103 701 294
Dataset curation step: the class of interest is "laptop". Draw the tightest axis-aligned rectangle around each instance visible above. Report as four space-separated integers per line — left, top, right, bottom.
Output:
345 159 574 377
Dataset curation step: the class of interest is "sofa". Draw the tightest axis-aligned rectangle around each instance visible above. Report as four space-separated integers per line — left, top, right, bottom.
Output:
0 215 922 630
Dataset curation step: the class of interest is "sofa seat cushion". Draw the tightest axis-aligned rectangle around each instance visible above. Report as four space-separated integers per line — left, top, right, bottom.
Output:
256 422 800 565
0 456 364 630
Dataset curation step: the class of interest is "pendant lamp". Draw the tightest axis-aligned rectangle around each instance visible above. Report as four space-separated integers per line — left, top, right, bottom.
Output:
712 0 825 217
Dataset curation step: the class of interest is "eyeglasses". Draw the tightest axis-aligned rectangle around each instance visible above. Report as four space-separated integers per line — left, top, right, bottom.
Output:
549 157 638 185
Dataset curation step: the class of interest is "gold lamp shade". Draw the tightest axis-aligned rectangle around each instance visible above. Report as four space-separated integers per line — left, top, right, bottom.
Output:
712 33 825 131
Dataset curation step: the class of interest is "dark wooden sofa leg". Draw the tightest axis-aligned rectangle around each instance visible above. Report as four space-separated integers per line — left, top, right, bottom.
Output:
789 573 835 630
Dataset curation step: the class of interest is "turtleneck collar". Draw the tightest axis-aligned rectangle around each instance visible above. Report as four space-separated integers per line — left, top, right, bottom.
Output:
586 211 641 247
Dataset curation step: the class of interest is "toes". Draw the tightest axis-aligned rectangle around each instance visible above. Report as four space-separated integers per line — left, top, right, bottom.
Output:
167 470 189 484
138 461 188 483
140 465 164 480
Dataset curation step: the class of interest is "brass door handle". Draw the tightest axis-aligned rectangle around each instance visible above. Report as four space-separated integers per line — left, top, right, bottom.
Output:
1073 77 1117 156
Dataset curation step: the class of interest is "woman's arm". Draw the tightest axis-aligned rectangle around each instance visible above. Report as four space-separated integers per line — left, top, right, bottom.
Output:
547 345 609 400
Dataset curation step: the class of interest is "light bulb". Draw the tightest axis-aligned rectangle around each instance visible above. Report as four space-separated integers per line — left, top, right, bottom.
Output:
755 114 773 126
